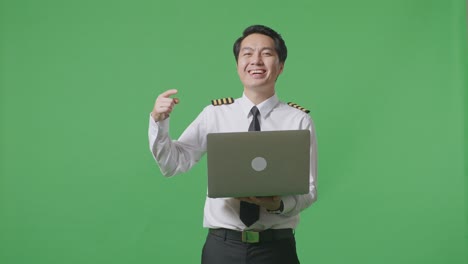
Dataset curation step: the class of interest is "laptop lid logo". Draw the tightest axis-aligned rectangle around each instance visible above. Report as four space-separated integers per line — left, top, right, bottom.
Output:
251 157 267 172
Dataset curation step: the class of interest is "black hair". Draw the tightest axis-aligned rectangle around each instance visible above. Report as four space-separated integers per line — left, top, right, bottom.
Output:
233 25 287 63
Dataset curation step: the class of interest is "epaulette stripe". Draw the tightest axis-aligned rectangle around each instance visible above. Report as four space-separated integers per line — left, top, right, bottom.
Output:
287 102 310 113
211 97 235 106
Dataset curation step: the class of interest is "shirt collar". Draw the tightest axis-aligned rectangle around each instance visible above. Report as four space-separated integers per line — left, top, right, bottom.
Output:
239 93 279 119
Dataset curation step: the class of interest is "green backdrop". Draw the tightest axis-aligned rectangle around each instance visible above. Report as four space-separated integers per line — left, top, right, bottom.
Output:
1 0 467 263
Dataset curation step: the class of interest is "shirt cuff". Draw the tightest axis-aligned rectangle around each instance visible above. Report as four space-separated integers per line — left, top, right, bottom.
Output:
280 196 296 214
149 114 170 134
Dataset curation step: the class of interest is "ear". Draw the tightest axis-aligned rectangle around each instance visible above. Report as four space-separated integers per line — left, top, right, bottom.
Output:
275 63 285 82
278 63 285 74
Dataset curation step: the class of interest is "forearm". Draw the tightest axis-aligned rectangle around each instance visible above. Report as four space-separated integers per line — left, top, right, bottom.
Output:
280 189 316 216
148 116 204 176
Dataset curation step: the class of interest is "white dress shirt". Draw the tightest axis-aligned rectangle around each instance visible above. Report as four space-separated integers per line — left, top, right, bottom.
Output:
148 93 318 231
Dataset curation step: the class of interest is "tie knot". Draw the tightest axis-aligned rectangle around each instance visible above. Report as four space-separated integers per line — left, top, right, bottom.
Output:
250 106 260 117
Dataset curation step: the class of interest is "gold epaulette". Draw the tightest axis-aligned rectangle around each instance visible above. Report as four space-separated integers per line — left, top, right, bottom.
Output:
211 97 235 106
287 102 310 113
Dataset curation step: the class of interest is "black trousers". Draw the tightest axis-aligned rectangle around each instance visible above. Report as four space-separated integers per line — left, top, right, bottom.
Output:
201 230 300 264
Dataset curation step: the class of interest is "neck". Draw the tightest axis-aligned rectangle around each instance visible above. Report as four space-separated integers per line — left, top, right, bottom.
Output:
244 87 275 105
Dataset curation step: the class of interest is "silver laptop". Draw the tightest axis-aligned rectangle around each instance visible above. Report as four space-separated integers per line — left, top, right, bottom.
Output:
207 130 310 198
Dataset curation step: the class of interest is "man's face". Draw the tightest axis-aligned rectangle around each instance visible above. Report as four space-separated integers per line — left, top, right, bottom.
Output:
237 33 284 92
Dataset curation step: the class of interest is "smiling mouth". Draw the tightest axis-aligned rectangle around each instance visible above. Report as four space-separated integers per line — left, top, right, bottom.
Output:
248 69 267 76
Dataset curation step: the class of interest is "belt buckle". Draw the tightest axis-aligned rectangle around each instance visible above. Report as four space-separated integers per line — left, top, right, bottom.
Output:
242 230 259 243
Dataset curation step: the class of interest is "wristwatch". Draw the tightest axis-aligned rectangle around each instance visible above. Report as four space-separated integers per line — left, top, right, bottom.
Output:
267 200 284 214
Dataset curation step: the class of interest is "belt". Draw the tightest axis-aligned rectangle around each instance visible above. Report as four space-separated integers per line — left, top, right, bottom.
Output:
209 228 294 243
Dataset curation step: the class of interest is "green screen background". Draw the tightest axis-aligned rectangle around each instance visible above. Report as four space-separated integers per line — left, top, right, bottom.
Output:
1 0 467 263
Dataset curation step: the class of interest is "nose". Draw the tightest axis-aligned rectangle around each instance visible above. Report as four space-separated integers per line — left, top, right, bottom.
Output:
250 53 264 65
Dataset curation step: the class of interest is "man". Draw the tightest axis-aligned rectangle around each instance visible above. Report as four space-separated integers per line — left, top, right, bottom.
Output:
148 25 317 264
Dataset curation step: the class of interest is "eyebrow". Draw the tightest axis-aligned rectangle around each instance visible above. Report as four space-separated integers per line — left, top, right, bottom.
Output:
241 47 275 52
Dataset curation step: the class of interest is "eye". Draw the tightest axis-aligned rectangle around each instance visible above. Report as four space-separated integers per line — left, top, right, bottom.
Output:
262 52 272 56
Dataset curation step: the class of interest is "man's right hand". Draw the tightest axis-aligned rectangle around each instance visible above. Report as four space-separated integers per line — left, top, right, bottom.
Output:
151 89 180 122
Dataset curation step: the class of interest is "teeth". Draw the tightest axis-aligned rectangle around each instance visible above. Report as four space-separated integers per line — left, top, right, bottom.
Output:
250 70 265 74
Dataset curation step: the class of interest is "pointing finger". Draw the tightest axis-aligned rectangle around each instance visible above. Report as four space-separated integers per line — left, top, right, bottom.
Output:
160 89 178 98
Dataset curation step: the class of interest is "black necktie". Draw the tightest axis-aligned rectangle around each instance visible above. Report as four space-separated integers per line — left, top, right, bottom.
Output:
240 106 261 227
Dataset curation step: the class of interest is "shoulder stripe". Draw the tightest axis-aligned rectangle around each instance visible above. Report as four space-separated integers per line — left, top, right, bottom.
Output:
287 102 310 113
212 97 234 106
